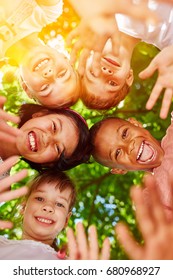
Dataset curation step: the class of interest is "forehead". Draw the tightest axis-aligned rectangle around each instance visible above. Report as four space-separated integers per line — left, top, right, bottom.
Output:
96 119 128 141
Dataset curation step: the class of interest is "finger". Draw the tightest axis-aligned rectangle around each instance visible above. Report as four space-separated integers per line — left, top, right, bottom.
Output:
88 225 99 259
0 220 13 229
0 169 28 192
76 222 88 259
0 156 19 175
0 109 20 124
100 238 110 260
66 227 78 260
0 96 6 108
146 82 163 110
130 186 156 239
0 119 21 137
91 52 102 77
160 88 173 119
66 28 80 47
70 41 83 65
115 223 142 260
78 48 90 76
0 186 28 202
139 62 157 80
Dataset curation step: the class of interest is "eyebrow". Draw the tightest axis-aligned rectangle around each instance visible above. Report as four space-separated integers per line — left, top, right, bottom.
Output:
108 124 124 161
33 190 69 203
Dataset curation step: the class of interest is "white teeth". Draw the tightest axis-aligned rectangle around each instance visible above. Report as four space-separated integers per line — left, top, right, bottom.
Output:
137 142 144 160
37 217 53 224
34 59 49 71
29 133 36 151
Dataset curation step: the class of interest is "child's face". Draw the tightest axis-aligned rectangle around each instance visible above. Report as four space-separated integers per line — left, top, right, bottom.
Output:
22 181 72 244
92 118 164 172
16 113 78 164
20 45 80 108
82 40 133 106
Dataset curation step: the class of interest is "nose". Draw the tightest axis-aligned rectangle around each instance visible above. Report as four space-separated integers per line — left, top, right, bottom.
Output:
42 204 54 213
127 139 135 155
101 66 113 75
42 66 54 78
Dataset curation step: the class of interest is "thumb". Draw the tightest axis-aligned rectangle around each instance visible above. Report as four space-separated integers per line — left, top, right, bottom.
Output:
139 61 157 80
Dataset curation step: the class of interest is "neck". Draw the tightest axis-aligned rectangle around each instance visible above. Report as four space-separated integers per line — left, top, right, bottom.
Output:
6 33 43 64
120 32 140 61
22 232 54 247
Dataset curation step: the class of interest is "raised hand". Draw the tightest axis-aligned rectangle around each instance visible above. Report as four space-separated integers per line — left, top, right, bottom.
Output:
0 156 28 229
115 174 173 259
67 222 110 260
139 45 173 119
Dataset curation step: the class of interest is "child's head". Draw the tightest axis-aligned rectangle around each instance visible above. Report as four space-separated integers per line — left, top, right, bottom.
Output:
80 40 133 110
22 169 76 245
17 104 91 171
19 45 81 108
90 117 164 174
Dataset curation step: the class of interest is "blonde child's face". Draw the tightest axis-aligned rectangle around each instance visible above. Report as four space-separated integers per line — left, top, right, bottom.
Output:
22 181 72 245
92 118 164 172
20 45 80 108
16 113 78 164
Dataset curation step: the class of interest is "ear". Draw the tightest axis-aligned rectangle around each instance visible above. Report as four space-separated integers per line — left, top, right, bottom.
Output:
64 212 72 229
21 81 33 99
32 110 50 119
126 69 134 87
127 117 143 128
110 168 127 175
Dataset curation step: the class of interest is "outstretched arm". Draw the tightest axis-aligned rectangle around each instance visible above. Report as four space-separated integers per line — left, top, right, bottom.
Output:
139 45 173 119
67 0 158 76
115 174 173 259
67 222 110 260
0 156 28 229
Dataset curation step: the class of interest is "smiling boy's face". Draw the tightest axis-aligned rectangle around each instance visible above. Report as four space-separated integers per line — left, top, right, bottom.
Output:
92 118 164 173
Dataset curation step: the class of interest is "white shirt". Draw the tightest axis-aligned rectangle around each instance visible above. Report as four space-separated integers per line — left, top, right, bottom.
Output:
116 0 173 50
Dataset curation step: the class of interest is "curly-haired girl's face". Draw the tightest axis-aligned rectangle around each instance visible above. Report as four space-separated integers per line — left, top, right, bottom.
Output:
16 113 78 164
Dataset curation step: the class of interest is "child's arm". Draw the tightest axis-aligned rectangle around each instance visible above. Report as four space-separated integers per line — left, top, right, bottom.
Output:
67 0 158 75
67 222 110 260
115 174 173 259
0 96 22 144
0 157 28 229
139 45 173 119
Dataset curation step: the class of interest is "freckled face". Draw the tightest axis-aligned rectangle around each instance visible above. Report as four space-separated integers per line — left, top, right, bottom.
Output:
22 181 72 244
16 114 79 164
93 119 164 171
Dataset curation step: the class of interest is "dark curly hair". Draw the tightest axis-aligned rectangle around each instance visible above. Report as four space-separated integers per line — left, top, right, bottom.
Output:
18 104 91 172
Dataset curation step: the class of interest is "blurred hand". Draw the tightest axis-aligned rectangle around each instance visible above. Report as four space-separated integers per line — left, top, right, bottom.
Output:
139 45 173 119
0 156 28 229
116 174 173 259
67 222 110 260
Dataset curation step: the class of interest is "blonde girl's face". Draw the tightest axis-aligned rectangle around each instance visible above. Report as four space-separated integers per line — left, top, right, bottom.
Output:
22 181 72 245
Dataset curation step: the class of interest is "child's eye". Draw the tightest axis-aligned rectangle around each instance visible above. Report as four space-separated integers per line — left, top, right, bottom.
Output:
115 148 121 159
52 121 56 133
108 80 117 87
56 202 64 208
57 69 67 78
35 197 44 202
122 128 128 139
55 144 60 155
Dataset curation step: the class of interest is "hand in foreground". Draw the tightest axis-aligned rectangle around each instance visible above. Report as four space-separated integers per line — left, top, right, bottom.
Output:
0 156 28 229
139 45 173 119
115 174 173 259
0 96 21 144
67 222 110 260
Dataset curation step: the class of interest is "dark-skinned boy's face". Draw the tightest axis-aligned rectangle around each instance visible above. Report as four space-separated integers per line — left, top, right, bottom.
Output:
92 118 164 172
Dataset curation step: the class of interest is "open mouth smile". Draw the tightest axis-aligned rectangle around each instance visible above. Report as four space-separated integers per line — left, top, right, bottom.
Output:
28 131 38 152
136 141 156 163
36 216 54 225
34 59 49 71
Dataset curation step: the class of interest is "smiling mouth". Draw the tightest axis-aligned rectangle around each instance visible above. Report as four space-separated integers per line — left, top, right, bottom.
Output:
33 58 49 71
36 217 54 225
28 131 38 152
136 141 156 163
103 57 120 67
